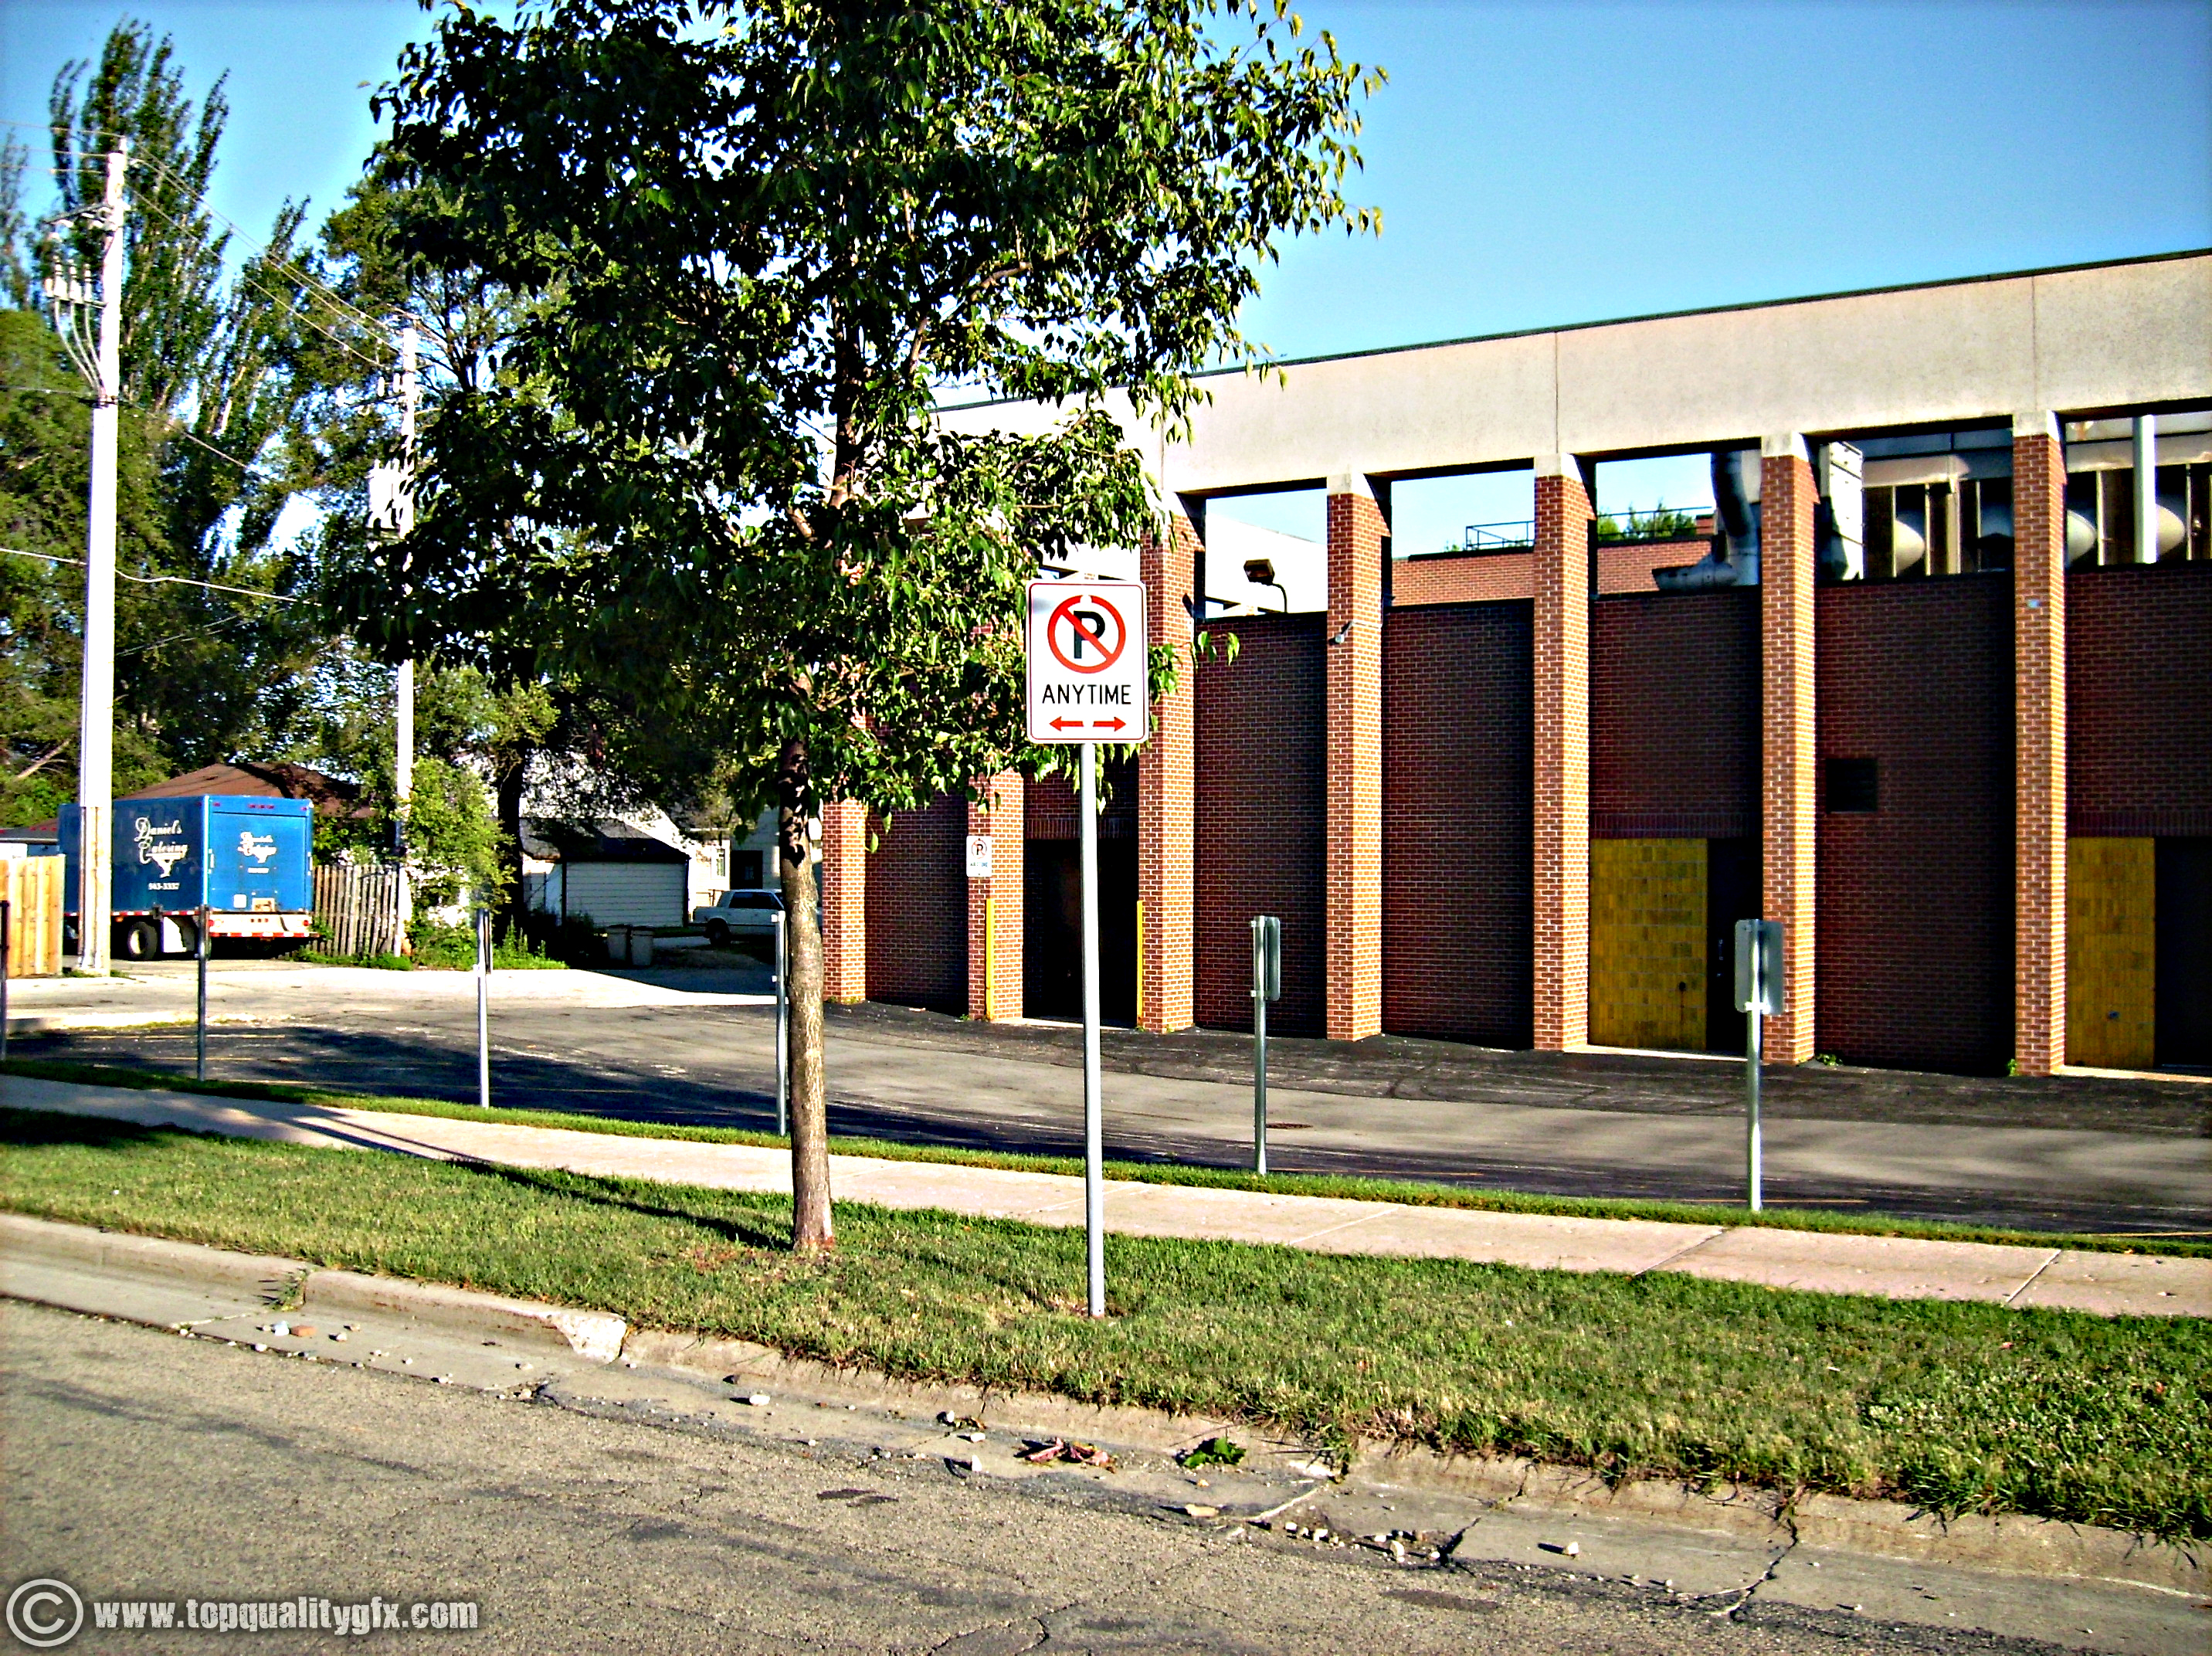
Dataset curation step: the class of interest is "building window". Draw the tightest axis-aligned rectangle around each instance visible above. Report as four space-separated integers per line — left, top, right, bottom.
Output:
1824 758 1878 813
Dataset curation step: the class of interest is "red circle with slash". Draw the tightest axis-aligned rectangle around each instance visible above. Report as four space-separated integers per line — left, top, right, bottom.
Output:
1046 593 1128 675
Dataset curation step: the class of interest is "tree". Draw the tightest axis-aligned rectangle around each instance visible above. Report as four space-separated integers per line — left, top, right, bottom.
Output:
371 0 1377 1251
2 19 356 813
0 302 171 825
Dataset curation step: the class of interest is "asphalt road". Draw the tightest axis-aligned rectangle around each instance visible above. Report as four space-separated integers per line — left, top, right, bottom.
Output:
19 966 2208 1236
1 1304 2064 1656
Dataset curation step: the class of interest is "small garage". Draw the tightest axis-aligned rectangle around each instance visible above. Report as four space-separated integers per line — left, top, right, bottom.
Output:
526 821 691 928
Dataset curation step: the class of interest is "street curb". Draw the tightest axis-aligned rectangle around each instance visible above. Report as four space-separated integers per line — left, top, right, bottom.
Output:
4 1213 2205 1599
302 1270 628 1363
1356 1443 2208 1596
0 1212 306 1295
4 1012 263 1035
0 1212 626 1364
622 1326 1248 1459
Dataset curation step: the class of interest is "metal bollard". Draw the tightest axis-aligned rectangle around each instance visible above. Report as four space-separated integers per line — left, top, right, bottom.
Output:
475 907 491 1108
1733 918 1785 1212
195 903 209 1081
1250 916 1281 1175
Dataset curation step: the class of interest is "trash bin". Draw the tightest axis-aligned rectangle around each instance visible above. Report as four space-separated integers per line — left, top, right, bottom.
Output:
606 925 653 966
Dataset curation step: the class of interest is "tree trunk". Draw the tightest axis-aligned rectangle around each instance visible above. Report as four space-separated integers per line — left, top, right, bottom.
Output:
494 742 531 942
779 735 835 1252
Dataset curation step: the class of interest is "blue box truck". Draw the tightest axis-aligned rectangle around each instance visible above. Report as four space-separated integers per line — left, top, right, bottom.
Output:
60 795 315 961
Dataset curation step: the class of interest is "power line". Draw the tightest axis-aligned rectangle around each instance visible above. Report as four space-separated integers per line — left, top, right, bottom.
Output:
159 418 261 474
1 545 307 605
127 148 390 338
123 188 392 375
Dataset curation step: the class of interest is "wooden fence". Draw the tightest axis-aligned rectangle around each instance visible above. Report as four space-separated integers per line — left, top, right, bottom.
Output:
2 855 65 977
314 863 402 958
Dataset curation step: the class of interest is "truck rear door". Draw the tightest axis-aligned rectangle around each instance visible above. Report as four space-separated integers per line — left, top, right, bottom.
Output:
209 799 311 914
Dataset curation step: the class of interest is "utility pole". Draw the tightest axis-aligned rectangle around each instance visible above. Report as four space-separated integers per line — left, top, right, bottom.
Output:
392 320 419 955
72 142 127 974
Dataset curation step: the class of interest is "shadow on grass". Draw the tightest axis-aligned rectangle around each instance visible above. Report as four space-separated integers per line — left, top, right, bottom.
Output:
454 1158 796 1253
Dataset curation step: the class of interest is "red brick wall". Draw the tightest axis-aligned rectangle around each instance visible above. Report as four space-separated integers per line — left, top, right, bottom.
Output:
965 773 1023 1021
1762 449 1819 1064
1327 488 1388 1039
2014 423 2067 1075
1382 601 1535 1047
1591 589 1759 837
1396 551 1537 606
1194 613 1328 1035
2067 561 2212 835
1532 469 1592 1051
1393 541 1710 607
1025 774 1080 840
1816 575 2015 1074
1139 515 1198 1031
1024 767 1136 841
819 799 869 1003
865 792 967 1011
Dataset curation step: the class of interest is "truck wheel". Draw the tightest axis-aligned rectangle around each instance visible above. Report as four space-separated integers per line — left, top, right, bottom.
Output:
115 918 160 961
705 920 729 948
172 916 201 959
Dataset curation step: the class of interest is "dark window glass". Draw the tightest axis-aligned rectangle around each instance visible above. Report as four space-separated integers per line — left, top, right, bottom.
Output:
1824 757 1879 813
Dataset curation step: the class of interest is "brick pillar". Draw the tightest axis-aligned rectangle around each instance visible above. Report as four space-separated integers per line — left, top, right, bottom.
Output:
1325 475 1386 1041
1532 457 1592 1050
1759 435 1818 1064
1137 511 1196 1032
819 798 868 1004
965 772 1023 1022
2014 412 2068 1074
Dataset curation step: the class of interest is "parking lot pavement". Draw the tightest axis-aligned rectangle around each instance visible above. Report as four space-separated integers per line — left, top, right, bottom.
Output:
8 962 2207 1236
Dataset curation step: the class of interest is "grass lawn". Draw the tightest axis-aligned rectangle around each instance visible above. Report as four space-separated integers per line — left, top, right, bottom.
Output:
2 1105 2204 1541
5 1057 2203 1260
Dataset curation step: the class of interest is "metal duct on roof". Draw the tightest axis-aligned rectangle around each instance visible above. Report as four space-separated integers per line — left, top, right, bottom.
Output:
2061 432 2212 473
1654 451 1758 591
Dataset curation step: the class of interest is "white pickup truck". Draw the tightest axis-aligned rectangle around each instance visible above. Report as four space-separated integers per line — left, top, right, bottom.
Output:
690 888 783 948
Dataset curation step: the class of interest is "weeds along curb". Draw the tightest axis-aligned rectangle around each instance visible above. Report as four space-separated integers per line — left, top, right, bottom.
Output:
2 1211 2204 1597
5 1057 2202 1261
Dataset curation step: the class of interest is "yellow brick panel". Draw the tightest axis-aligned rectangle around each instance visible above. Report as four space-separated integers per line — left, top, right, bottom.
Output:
1589 838 1706 1052
2067 838 2155 1070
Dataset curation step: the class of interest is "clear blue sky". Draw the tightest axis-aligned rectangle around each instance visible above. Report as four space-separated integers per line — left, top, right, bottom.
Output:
7 0 2209 544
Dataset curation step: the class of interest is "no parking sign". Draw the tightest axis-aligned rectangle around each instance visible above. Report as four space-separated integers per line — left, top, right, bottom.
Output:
1026 579 1148 743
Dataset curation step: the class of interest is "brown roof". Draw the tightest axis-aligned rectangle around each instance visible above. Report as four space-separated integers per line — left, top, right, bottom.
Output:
120 762 363 815
14 762 366 836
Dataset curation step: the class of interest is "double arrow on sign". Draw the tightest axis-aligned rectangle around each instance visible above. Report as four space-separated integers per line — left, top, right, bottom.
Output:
1049 718 1128 733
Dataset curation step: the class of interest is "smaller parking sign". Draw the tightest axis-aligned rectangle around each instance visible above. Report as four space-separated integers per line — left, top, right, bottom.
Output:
1026 579 1149 744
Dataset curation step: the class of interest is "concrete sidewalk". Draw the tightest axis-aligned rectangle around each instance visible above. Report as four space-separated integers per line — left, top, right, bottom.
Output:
2 960 772 1034
5 1073 2204 1317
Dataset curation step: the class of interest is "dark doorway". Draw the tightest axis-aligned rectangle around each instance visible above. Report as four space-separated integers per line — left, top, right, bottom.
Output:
1023 836 1138 1024
2156 838 2212 1067
1705 836 1760 1053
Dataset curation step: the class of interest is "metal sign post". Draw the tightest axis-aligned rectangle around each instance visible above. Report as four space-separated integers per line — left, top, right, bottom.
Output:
1250 915 1281 1173
1733 918 1785 1210
194 903 209 1081
771 901 789 1137
1078 743 1104 1315
2 898 12 1065
1026 577 1149 1319
474 907 491 1108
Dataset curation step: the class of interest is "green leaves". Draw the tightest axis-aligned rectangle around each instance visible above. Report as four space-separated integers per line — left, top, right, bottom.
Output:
367 0 1376 821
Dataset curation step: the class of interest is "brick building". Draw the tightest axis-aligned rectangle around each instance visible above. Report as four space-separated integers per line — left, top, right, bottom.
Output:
826 252 2212 1078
